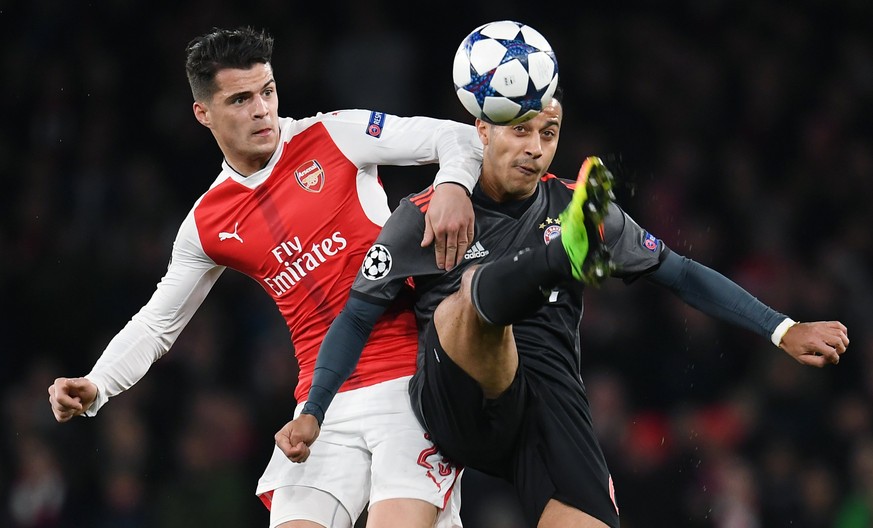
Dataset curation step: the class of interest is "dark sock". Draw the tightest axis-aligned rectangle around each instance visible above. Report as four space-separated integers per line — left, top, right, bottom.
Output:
471 241 573 325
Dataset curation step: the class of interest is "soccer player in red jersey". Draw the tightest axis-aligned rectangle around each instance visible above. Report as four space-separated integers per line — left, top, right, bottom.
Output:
47 26 482 528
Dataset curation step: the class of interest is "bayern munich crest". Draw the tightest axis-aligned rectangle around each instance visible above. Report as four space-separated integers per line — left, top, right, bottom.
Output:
361 244 392 280
543 224 561 244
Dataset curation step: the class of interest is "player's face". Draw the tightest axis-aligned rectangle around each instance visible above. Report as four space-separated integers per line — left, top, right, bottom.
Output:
477 99 562 202
193 62 280 176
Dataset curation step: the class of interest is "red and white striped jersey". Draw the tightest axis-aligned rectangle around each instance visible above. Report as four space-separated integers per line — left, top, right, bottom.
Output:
85 110 481 412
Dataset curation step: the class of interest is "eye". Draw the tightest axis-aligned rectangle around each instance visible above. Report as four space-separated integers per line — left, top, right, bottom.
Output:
263 87 275 97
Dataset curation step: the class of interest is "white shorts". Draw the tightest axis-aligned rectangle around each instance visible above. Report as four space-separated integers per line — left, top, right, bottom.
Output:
256 376 463 527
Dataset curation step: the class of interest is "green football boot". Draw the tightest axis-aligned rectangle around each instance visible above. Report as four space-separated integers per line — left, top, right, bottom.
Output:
558 156 616 284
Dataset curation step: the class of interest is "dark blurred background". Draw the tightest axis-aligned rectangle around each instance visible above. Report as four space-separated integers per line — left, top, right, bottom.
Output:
2 1 872 527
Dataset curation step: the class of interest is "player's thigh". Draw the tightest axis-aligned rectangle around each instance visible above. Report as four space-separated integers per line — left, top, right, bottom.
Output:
258 406 373 525
365 498 437 528
432 271 518 397
365 378 462 528
538 498 611 528
514 378 619 527
271 485 354 528
414 325 525 479
366 491 462 528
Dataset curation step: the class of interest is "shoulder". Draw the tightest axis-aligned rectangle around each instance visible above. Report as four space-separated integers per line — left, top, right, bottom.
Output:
277 111 367 136
378 188 430 237
295 110 397 146
292 109 378 128
539 173 575 197
402 185 438 215
537 173 572 186
173 208 215 266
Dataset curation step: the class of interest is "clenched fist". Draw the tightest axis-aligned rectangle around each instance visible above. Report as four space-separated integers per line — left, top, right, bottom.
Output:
48 377 97 422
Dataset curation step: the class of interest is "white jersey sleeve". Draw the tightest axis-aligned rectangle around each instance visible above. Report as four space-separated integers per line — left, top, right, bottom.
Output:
318 110 482 193
84 209 224 415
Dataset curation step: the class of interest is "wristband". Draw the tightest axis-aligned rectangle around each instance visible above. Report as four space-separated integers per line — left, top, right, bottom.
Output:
771 317 798 347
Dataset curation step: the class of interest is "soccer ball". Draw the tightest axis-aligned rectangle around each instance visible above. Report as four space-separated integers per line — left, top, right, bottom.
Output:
452 20 559 126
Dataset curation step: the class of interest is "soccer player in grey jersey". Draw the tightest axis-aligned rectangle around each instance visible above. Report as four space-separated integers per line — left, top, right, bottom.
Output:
276 91 849 527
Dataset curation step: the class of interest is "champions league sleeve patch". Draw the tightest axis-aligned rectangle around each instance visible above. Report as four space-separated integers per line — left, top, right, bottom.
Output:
361 244 392 280
642 231 659 252
366 111 386 138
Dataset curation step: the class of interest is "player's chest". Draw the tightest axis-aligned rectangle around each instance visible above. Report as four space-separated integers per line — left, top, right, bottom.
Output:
194 143 372 276
464 199 567 262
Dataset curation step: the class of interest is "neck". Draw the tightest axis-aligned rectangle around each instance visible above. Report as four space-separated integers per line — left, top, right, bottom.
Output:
225 153 272 177
478 175 537 203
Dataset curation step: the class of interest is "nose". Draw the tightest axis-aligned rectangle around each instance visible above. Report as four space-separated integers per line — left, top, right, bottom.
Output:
525 135 543 159
253 94 269 118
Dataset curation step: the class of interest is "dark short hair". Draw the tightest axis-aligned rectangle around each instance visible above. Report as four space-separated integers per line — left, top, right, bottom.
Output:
185 26 274 102
549 85 563 108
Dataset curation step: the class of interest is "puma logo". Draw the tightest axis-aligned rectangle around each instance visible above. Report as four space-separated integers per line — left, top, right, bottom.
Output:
219 222 243 243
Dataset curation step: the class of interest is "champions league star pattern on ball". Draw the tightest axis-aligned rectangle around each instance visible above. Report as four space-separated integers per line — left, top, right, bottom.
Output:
453 20 559 126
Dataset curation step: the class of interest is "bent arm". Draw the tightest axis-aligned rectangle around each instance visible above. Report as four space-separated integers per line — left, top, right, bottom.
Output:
370 115 482 193
647 250 787 342
327 111 482 193
427 119 483 194
301 296 388 425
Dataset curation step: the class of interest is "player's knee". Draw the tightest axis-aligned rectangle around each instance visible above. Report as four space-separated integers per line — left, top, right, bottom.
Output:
466 263 511 326
434 266 480 321
458 265 478 295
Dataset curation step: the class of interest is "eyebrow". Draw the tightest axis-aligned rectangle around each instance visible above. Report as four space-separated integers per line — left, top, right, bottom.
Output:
224 78 275 103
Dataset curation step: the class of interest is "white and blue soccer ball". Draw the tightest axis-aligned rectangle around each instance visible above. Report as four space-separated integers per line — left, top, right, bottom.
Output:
452 20 559 126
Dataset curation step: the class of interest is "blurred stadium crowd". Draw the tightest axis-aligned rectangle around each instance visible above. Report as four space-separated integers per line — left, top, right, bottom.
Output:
2 1 872 527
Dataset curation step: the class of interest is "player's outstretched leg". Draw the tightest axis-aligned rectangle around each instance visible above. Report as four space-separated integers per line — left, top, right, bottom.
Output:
468 156 617 326
558 156 616 285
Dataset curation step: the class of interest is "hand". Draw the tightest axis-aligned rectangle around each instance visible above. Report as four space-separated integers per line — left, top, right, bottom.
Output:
422 183 474 271
275 413 321 463
48 377 98 422
779 321 849 367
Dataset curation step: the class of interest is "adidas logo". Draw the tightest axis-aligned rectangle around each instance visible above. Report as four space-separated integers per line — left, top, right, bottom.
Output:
464 241 490 260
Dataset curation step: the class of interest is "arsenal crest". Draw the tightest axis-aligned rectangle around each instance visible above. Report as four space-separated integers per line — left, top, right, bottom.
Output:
294 159 325 193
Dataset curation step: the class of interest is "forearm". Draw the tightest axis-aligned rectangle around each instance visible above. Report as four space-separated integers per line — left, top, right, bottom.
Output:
648 251 787 341
430 121 482 194
302 296 387 424
85 318 170 415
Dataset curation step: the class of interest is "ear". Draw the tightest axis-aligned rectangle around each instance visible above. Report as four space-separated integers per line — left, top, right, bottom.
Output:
193 101 210 128
475 118 490 145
